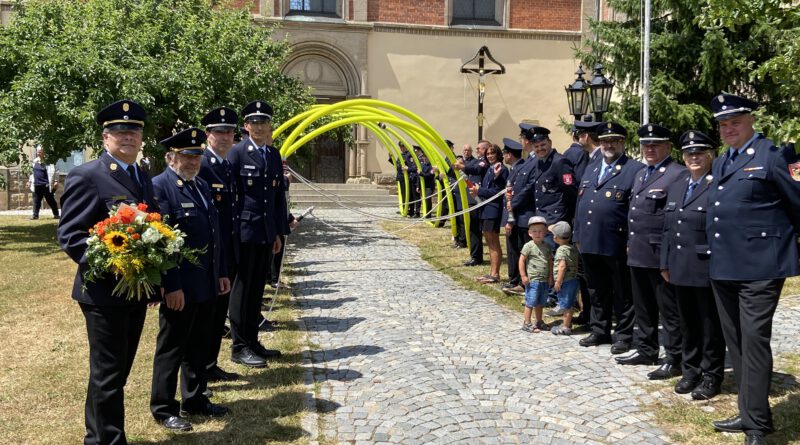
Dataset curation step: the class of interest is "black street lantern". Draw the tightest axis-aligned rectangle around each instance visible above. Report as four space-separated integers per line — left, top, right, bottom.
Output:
588 63 614 121
565 65 589 120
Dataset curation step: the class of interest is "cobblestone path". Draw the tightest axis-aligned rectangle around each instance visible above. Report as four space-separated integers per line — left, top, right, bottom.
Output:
289 209 800 444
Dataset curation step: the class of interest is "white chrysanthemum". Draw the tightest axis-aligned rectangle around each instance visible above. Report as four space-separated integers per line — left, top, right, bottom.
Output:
142 227 162 244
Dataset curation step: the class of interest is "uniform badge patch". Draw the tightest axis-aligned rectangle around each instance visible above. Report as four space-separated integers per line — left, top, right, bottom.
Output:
616 191 623 200
562 173 573 185
789 162 800 182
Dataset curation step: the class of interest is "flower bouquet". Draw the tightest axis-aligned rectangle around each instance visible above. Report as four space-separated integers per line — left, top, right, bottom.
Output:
83 203 201 301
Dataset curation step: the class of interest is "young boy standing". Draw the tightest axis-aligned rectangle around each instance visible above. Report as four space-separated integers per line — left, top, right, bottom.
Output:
519 216 553 332
548 221 580 335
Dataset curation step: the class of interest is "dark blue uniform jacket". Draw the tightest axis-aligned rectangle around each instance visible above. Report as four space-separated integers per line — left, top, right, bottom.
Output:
199 150 239 263
661 174 713 287
477 162 508 221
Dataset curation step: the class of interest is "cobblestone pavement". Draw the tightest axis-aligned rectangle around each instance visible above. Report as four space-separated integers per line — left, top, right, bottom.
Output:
290 208 799 445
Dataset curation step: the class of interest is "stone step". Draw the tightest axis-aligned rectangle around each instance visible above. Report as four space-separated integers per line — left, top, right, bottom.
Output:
289 199 398 209
290 183 383 190
290 189 393 198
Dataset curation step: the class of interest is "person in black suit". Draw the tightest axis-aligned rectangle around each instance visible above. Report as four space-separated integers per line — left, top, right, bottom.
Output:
455 142 490 266
57 99 158 445
227 100 289 368
616 124 687 379
389 141 409 214
660 130 726 400
149 128 231 431
472 143 508 283
574 122 644 354
197 107 241 383
405 145 421 218
500 138 525 292
705 94 800 445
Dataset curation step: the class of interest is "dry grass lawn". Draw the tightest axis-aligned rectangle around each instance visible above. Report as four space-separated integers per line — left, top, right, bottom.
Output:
0 216 309 445
384 218 800 444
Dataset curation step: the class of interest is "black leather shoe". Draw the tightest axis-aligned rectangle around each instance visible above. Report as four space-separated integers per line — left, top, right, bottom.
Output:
231 347 268 368
674 376 701 394
713 415 743 433
161 416 192 431
648 363 682 380
463 259 483 267
181 402 230 418
252 342 282 359
616 351 658 365
744 434 766 445
692 374 722 400
578 333 612 347
207 365 241 382
610 341 631 355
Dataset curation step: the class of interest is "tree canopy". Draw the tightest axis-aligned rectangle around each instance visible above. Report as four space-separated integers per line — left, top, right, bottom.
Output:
0 0 315 169
578 0 800 148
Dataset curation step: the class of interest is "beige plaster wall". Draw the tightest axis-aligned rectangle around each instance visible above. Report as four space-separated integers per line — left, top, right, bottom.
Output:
365 30 581 177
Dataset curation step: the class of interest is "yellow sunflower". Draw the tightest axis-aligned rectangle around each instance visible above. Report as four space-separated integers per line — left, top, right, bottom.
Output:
103 231 129 254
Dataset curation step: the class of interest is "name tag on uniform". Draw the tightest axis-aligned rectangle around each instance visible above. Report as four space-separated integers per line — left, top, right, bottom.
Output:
181 202 195 208
666 202 677 210
244 165 256 170
211 183 224 189
743 166 764 172
648 189 663 193
112 195 127 201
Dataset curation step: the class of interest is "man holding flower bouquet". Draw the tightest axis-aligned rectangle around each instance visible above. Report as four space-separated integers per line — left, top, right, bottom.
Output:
57 99 159 445
149 128 231 431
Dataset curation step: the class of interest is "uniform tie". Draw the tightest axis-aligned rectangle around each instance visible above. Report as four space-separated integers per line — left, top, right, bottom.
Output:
643 165 655 181
722 149 739 175
126 165 139 186
599 164 612 182
684 181 698 204
186 180 207 209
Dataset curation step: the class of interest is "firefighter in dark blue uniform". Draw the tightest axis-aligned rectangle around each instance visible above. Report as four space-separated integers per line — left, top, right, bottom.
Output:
574 122 643 354
616 124 686 380
150 128 230 431
389 141 409 213
228 100 290 368
455 141 490 266
502 124 540 292
58 99 158 445
405 144 421 217
660 130 726 401
197 106 241 383
499 138 525 291
705 94 800 444
564 115 602 183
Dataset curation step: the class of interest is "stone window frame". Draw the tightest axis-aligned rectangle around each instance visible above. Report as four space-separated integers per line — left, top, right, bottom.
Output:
448 0 507 27
280 0 345 19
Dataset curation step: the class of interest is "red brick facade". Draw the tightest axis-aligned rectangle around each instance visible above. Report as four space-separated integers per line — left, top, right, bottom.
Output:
510 0 581 31
226 0 259 14
367 0 443 25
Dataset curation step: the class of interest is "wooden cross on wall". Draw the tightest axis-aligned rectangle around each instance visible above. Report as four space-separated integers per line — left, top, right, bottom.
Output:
460 46 506 141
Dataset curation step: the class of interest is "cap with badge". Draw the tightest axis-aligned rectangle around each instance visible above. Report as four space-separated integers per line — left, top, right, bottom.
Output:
96 99 146 131
527 216 547 227
445 139 454 148
520 123 551 142
711 93 759 121
548 221 572 239
637 123 671 144
597 122 628 139
574 114 602 134
160 127 207 155
202 106 238 131
679 130 716 153
241 100 273 123
502 138 523 156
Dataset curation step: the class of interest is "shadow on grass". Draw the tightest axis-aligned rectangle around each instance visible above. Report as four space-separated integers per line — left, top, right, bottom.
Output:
0 222 63 255
132 390 337 445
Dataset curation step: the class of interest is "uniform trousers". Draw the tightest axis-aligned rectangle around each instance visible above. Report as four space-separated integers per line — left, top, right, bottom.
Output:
408 182 420 216
32 184 59 217
505 225 529 285
630 266 682 363
712 278 784 436
80 302 147 445
581 253 635 343
576 257 593 319
268 235 286 285
230 242 273 352
206 246 237 373
150 299 215 420
675 285 725 381
468 209 484 262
